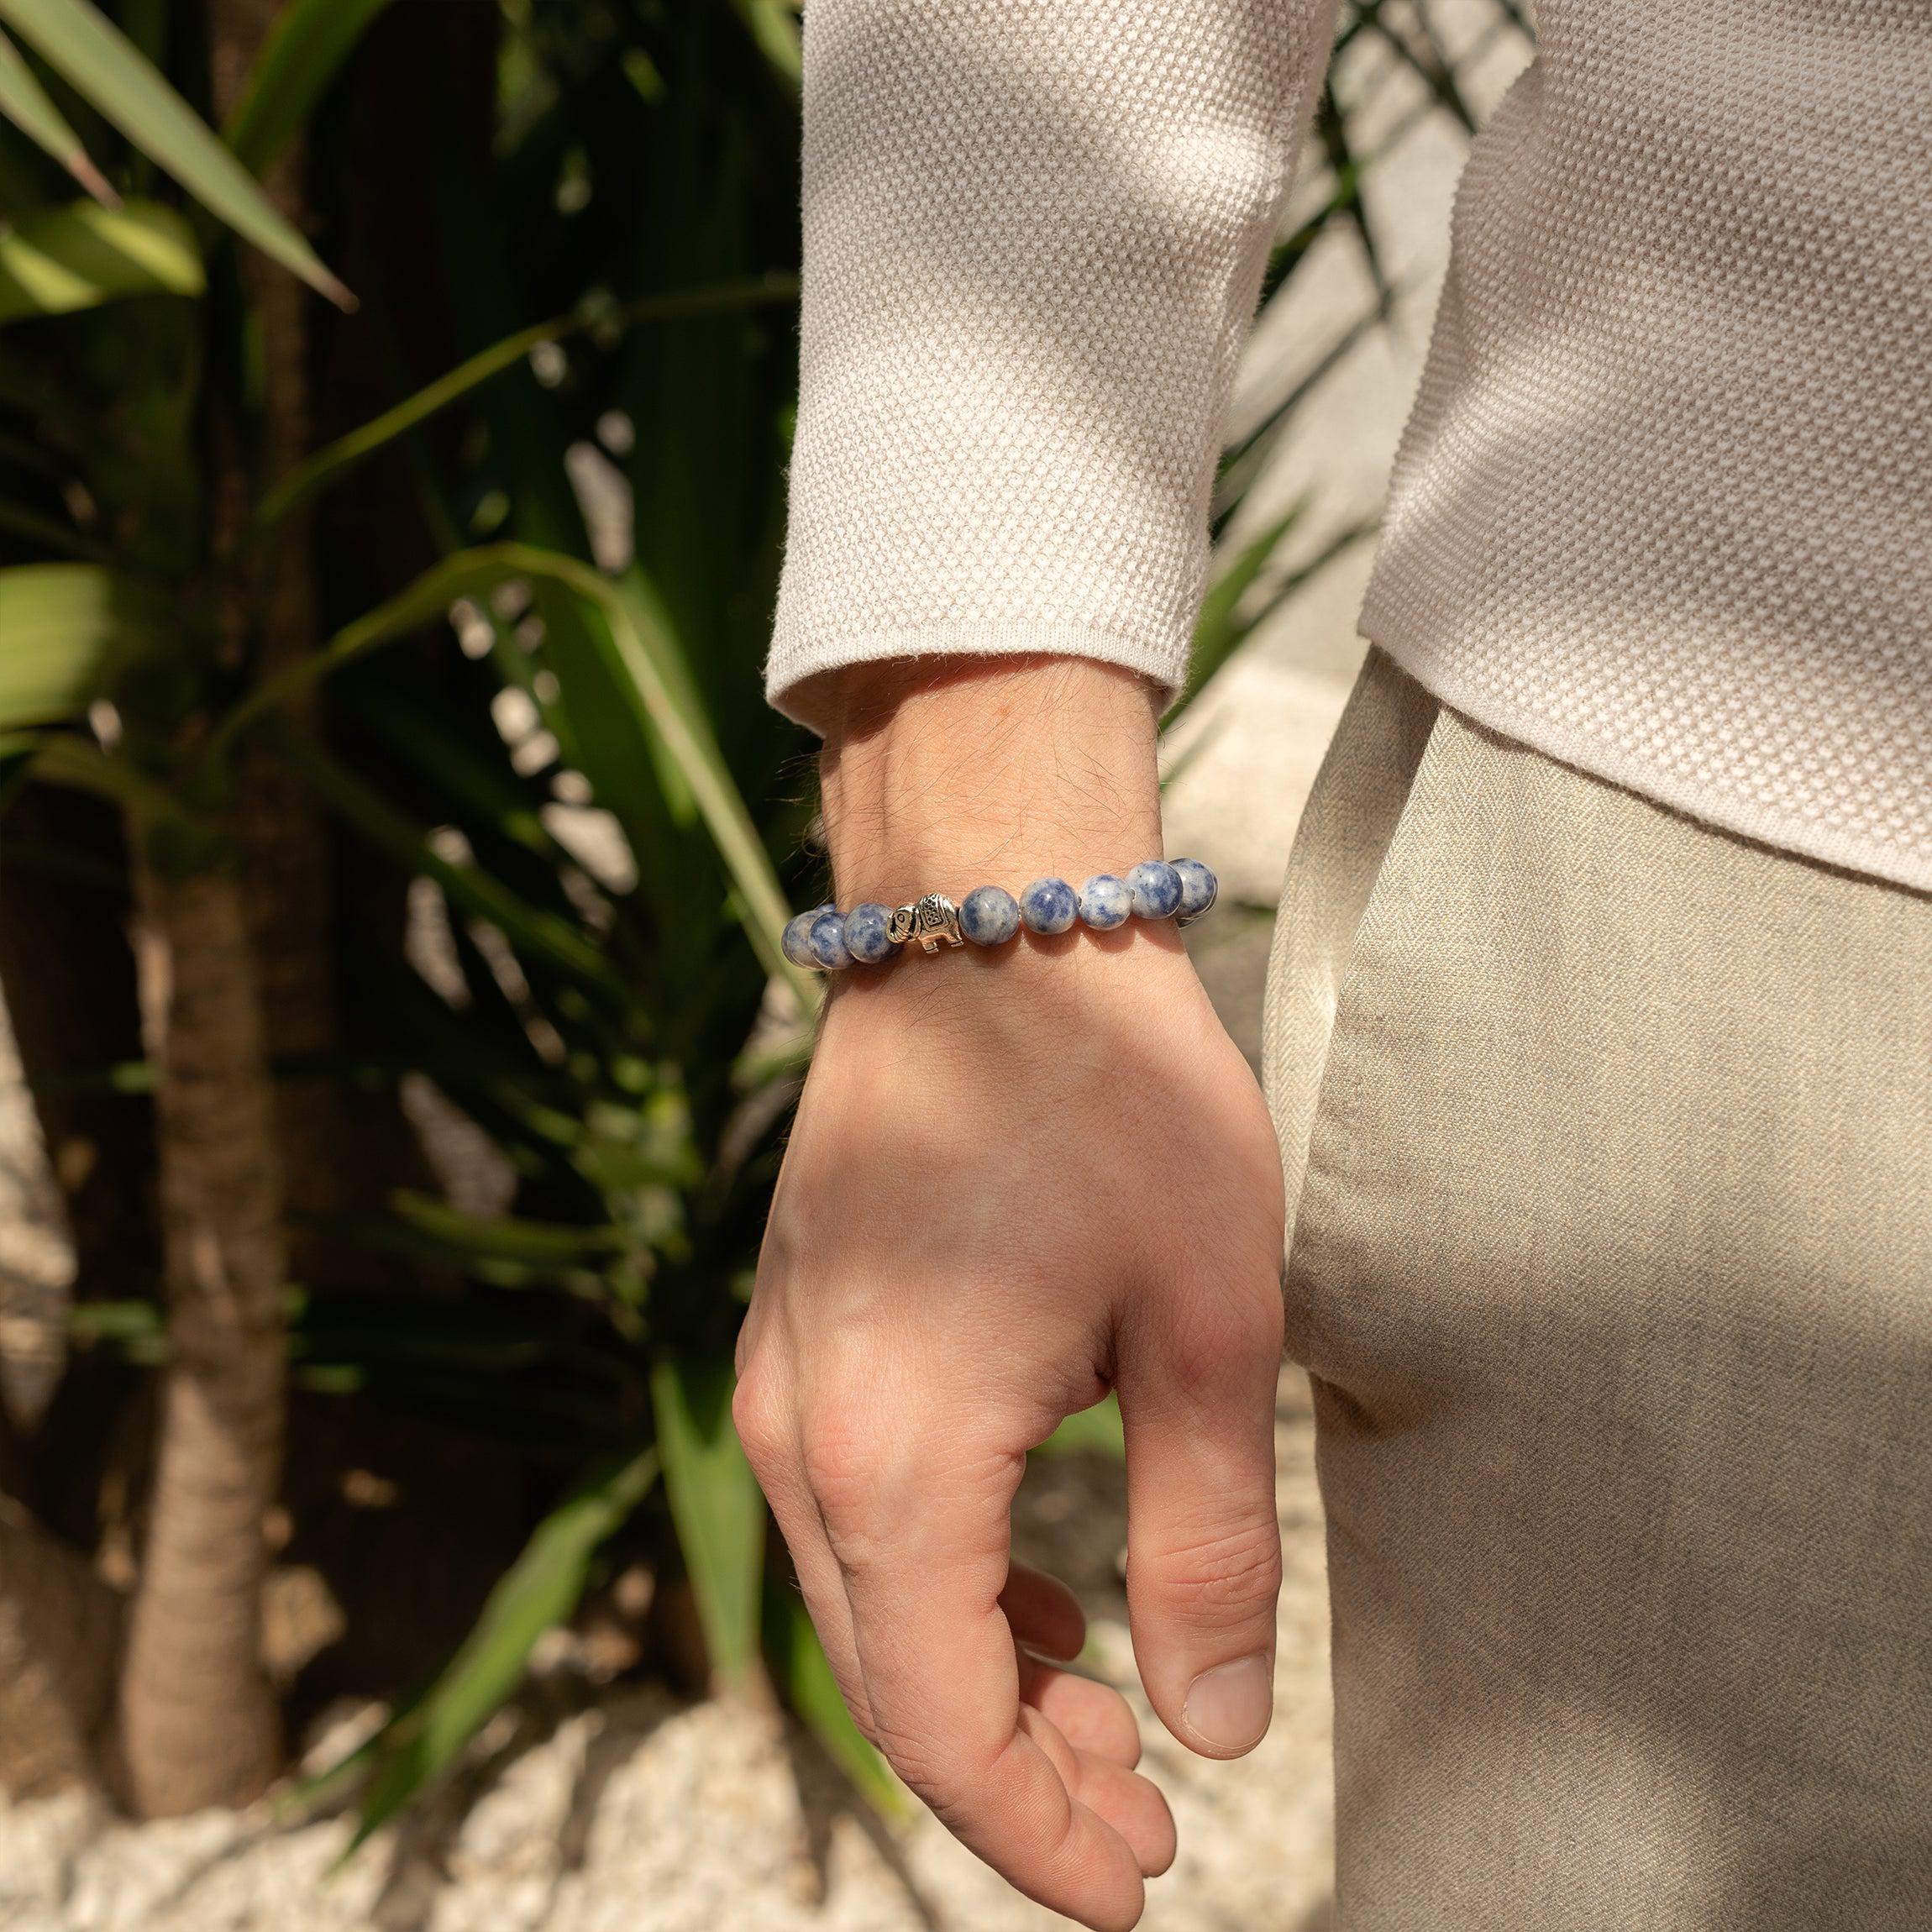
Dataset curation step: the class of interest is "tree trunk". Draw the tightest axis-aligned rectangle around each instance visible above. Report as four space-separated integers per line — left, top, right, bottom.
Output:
0 1505 121 1797
116 864 285 1816
268 0 548 1742
207 0 413 1290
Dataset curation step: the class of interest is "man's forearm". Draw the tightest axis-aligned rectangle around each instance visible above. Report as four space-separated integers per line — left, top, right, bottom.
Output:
806 657 1167 903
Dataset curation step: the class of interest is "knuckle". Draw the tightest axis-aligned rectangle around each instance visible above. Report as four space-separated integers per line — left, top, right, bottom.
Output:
730 1373 786 1473
1145 1515 1282 1623
871 1724 1005 1835
798 1410 887 1523
869 1720 947 1803
1160 1294 1282 1405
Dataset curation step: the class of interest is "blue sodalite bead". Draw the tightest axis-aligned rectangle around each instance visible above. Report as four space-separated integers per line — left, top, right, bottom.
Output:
807 906 853 970
1019 876 1079 936
1171 858 1218 922
843 901 898 964
1125 859 1183 920
782 906 828 969
1079 874 1133 930
959 885 1021 948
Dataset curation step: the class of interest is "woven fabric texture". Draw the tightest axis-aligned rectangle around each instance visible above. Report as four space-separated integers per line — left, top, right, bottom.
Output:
769 0 1932 893
1273 659 1932 1924
1359 1 1932 890
769 0 1338 706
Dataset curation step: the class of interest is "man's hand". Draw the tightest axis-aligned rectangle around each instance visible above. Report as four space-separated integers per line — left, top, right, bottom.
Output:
735 659 1286 1930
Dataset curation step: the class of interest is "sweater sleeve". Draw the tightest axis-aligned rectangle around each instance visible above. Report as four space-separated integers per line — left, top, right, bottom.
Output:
765 0 1339 724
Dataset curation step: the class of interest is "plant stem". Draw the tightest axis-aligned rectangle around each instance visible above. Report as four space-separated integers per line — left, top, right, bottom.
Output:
116 861 285 1815
255 276 798 529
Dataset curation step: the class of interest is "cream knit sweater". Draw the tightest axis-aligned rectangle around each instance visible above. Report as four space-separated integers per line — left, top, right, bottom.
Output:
768 1 1932 893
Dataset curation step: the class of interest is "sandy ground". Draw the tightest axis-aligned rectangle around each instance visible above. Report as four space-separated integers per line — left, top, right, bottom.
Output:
0 1373 1331 1932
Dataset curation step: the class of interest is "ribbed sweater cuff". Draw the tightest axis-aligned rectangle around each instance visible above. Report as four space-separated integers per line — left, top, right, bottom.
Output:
764 622 1190 731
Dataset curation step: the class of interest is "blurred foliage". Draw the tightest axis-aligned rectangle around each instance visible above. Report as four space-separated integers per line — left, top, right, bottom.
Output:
0 0 1526 1836
323 1441 661 1852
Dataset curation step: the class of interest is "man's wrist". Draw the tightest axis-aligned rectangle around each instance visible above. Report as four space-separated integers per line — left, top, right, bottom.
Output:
805 656 1165 904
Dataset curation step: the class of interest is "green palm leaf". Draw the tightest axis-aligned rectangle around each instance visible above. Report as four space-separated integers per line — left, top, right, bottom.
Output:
213 543 812 1008
329 1445 659 1852
729 0 801 88
765 1585 904 1818
255 276 796 528
0 198 201 323
654 1357 765 1695
276 731 627 998
223 0 396 177
0 0 352 306
0 562 155 727
0 24 113 201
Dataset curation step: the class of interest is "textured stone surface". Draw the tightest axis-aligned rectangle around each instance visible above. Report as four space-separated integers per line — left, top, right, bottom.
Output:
782 910 827 970
806 909 853 971
1076 875 1133 931
842 903 898 965
1018 878 1079 937
1170 859 1218 922
959 887 1022 948
1125 862 1184 921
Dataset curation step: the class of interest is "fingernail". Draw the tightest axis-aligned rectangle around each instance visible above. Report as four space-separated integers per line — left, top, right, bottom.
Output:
1183 1654 1273 1753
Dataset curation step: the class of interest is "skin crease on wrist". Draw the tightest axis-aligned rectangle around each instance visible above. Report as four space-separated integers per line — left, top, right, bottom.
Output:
735 654 1289 1931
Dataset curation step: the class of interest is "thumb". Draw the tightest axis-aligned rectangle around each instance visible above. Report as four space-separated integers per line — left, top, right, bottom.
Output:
1116 1284 1284 1759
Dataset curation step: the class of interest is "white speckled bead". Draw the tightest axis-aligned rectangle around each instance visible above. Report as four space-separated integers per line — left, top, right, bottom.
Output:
843 901 898 964
1171 858 1218 922
1020 877 1079 935
1079 874 1133 930
782 906 828 969
1125 859 1183 920
807 906 853 969
959 885 1021 947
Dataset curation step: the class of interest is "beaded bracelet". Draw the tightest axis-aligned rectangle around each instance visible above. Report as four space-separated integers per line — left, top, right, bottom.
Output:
780 859 1218 971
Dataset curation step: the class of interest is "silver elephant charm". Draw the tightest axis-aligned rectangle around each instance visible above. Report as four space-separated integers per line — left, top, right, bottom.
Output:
888 893 963 953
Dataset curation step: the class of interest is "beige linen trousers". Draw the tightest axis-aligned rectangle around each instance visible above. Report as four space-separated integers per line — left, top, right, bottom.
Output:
1263 651 1932 1928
